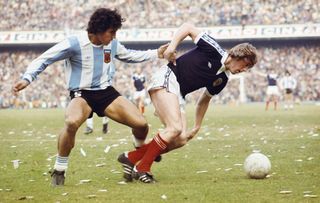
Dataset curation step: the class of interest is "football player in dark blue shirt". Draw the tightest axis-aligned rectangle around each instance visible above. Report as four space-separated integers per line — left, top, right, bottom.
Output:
118 23 258 183
132 67 146 113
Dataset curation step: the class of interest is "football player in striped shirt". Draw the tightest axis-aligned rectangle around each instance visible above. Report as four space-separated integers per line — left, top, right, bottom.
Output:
118 23 258 183
12 8 168 186
280 70 297 110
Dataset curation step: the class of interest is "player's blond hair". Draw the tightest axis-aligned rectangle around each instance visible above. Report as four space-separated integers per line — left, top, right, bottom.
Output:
229 43 258 68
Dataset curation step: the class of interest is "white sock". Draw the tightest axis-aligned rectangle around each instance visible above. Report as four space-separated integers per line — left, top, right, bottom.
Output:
102 117 109 124
132 135 145 148
86 118 93 129
54 155 69 171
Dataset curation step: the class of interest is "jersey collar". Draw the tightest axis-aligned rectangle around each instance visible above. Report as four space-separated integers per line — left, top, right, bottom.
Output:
217 53 230 78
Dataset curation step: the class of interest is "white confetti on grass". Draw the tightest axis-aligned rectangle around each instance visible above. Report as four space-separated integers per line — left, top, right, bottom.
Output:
18 196 34 200
104 146 111 153
62 192 68 196
118 181 127 185
161 194 167 200
80 148 86 157
96 137 103 141
98 189 107 192
304 194 318 198
79 179 91 184
87 194 97 199
95 163 106 167
279 190 292 194
196 170 208 174
11 160 20 169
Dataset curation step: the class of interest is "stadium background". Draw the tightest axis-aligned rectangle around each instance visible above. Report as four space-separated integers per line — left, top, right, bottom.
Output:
0 0 319 109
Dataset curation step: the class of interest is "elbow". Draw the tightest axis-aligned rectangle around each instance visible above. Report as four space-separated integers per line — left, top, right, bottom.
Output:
181 23 195 31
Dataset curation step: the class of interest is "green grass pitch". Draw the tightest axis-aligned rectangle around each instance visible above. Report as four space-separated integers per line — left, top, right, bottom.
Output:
0 104 319 202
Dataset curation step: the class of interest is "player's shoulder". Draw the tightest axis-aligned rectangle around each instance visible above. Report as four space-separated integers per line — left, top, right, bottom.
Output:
196 32 226 55
66 32 91 47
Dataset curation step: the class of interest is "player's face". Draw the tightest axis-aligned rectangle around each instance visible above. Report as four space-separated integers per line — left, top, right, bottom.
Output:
225 58 252 74
97 28 117 45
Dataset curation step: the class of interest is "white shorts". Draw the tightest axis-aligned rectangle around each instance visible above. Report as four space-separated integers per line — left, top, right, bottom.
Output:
148 65 185 107
266 86 280 96
133 89 146 100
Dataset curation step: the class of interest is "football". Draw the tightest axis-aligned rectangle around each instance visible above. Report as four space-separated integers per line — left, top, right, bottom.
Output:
244 152 271 179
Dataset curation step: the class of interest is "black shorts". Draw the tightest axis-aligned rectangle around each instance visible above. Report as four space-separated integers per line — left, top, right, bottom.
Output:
285 88 293 94
70 86 121 118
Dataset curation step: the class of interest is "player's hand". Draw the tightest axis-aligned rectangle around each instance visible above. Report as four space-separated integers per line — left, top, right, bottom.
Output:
163 47 177 65
157 43 170 59
12 79 29 96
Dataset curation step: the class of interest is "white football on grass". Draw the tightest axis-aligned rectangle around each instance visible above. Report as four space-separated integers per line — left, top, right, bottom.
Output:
244 152 271 179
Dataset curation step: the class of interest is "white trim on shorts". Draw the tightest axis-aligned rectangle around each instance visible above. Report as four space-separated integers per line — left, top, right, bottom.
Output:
133 89 146 100
266 86 280 96
148 64 185 107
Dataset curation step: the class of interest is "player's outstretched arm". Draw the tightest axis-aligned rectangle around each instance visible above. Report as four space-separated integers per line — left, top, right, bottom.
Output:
12 79 30 95
186 90 212 140
164 23 201 63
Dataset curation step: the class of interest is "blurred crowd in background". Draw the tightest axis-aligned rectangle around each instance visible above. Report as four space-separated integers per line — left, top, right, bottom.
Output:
1 0 319 31
1 45 319 109
0 0 319 108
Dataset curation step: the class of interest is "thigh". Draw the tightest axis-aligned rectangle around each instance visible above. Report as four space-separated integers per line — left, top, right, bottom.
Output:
104 96 145 128
149 88 182 127
65 97 92 125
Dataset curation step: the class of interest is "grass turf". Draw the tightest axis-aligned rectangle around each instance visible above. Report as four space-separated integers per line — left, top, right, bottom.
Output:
0 104 319 202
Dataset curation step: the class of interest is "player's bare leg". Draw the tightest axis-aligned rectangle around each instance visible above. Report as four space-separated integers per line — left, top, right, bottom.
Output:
273 95 278 111
104 96 148 143
58 98 92 156
105 96 149 181
52 98 91 186
265 95 271 111
139 95 145 114
129 89 182 183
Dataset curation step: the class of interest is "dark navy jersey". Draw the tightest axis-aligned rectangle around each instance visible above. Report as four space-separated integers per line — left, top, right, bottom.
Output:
133 73 145 91
168 32 229 98
267 74 278 86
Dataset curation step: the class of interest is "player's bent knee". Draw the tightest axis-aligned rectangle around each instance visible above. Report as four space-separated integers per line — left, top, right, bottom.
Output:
64 118 80 133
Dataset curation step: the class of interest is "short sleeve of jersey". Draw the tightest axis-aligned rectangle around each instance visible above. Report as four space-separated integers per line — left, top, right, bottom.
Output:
205 73 229 96
194 32 226 60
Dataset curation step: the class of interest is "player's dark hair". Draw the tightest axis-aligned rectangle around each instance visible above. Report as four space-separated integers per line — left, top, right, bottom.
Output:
229 43 258 68
87 8 124 34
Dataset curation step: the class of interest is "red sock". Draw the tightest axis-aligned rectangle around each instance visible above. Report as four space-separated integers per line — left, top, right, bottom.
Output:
128 143 150 164
136 133 168 172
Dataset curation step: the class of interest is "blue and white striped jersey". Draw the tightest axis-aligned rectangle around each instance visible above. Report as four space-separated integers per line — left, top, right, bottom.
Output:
22 32 158 91
280 76 297 89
